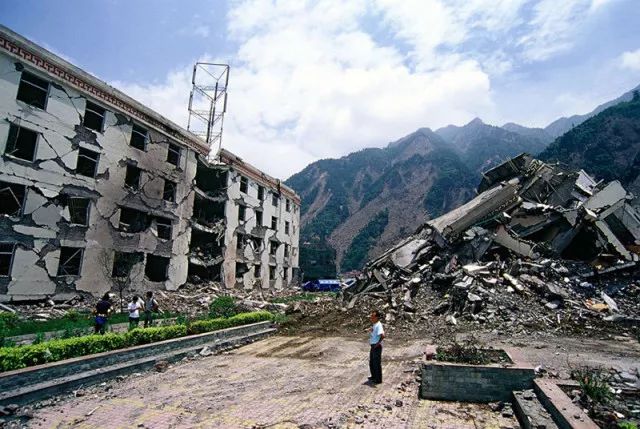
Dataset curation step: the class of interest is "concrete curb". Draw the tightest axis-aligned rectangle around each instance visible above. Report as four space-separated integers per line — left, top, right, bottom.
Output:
0 321 275 405
533 379 599 429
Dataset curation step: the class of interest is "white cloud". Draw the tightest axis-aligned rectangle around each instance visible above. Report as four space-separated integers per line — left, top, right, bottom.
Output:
110 0 620 179
620 48 640 71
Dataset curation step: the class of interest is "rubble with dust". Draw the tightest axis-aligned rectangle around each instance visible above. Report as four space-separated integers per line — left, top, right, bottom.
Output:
343 154 640 336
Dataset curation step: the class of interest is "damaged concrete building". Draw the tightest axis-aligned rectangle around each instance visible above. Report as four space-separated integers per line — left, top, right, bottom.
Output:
0 26 300 301
190 149 301 290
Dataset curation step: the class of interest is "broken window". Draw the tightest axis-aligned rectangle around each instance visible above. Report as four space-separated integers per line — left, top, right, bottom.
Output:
111 251 143 278
0 181 26 217
76 148 100 178
269 265 276 280
254 263 262 277
0 243 15 277
16 71 49 110
272 193 279 207
270 241 278 256
83 101 106 132
129 124 148 151
257 185 264 201
167 143 181 166
251 236 263 251
237 233 244 251
163 180 176 202
271 216 278 230
5 124 38 162
256 210 263 227
145 254 170 282
238 205 246 222
125 164 141 189
286 199 291 212
69 197 90 225
57 246 84 276
236 262 248 279
240 176 248 194
285 221 290 235
119 207 148 233
155 216 172 240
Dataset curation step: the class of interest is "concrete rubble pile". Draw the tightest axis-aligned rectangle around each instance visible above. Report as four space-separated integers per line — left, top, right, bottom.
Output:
344 154 640 334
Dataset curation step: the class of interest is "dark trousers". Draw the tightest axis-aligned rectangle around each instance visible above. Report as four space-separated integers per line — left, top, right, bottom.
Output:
369 344 382 383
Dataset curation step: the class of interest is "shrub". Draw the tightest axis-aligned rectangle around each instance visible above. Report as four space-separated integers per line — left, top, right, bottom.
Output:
189 311 273 335
0 312 19 333
571 367 612 404
0 311 272 372
62 310 84 322
208 296 238 319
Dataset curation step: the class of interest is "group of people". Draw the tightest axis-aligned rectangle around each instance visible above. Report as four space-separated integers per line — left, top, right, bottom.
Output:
93 291 160 334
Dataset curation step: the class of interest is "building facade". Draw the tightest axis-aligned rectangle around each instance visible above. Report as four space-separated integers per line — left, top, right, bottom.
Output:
0 26 300 301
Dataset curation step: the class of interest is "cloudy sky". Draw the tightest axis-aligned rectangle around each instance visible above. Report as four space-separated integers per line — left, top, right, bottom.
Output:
2 0 640 178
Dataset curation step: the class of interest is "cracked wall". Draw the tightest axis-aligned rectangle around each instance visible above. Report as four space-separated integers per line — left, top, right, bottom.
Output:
0 53 197 300
221 167 301 291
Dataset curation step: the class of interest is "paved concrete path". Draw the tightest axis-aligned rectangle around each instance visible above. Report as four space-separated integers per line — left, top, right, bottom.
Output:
28 336 517 428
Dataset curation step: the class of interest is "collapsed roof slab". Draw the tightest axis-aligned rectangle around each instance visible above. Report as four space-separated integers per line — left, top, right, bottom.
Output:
428 179 521 242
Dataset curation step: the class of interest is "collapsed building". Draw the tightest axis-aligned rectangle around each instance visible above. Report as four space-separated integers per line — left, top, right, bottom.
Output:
344 154 640 332
0 26 300 302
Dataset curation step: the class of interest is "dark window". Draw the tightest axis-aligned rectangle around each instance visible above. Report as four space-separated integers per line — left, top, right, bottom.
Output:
271 216 277 230
83 101 105 132
270 241 278 256
256 210 263 227
16 71 49 110
129 124 148 151
111 251 143 278
163 180 176 202
125 164 141 189
254 263 261 277
236 233 244 251
167 143 181 166
119 207 148 233
269 265 276 280
5 124 38 162
236 262 248 279
283 268 288 282
145 254 170 281
238 205 246 222
251 236 263 251
69 197 90 225
286 199 291 212
0 181 26 217
257 185 264 201
76 148 100 178
284 244 290 258
0 243 15 277
285 221 290 235
272 193 279 207
240 176 248 194
57 247 83 276
155 216 172 240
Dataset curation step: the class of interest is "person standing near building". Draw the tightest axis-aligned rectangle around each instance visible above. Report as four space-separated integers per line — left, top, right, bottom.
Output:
368 310 385 384
127 295 143 329
94 293 112 334
143 291 159 328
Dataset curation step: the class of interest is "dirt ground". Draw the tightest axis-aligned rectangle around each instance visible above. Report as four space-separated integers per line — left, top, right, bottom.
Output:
20 330 640 429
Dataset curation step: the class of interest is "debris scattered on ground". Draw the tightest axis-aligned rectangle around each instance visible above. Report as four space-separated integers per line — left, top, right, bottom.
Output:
336 155 640 338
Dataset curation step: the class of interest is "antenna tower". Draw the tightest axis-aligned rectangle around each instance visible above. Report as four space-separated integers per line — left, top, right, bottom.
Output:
187 63 229 156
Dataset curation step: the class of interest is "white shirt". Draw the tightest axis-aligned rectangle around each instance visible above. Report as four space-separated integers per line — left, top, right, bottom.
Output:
369 321 384 345
128 301 142 318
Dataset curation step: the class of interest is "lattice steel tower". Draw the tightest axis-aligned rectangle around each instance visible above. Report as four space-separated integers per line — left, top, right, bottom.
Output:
187 63 229 156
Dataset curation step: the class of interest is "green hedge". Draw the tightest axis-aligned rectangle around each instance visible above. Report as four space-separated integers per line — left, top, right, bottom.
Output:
189 311 273 335
0 311 272 372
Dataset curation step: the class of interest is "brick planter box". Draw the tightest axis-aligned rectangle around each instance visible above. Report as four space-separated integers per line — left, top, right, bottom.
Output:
420 347 535 402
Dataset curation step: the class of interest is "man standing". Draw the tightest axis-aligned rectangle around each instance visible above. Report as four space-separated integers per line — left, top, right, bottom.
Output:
143 291 159 328
94 293 112 334
368 310 385 384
